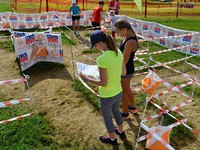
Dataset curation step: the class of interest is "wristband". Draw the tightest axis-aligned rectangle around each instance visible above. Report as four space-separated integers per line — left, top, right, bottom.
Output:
87 78 91 82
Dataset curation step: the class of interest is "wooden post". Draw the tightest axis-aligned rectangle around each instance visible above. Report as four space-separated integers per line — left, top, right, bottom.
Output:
39 0 42 13
83 0 85 11
157 4 160 14
15 0 17 12
176 1 179 19
145 0 147 18
56 0 58 11
46 0 49 12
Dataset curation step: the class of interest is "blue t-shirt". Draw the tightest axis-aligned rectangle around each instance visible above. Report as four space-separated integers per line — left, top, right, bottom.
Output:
70 5 80 16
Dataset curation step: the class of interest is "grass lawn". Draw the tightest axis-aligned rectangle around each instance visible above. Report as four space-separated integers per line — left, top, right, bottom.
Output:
0 1 199 149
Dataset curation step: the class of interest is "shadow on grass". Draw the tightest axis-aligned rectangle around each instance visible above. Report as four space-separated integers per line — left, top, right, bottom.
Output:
75 33 91 48
72 79 100 111
123 139 134 150
112 144 119 150
16 59 72 87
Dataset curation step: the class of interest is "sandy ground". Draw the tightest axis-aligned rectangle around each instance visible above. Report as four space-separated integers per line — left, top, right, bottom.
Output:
0 31 200 149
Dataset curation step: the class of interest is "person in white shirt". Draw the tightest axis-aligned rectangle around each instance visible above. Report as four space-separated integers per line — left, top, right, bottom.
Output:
105 10 119 41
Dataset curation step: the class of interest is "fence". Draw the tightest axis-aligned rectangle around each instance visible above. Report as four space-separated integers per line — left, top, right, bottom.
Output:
11 0 200 19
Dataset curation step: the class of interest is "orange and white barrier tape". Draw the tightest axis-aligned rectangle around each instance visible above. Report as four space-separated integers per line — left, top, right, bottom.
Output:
136 142 144 150
138 38 148 42
135 55 196 72
138 118 188 143
0 78 27 86
151 58 197 83
142 112 163 123
0 98 31 108
141 122 175 150
131 87 144 93
152 80 193 113
75 73 99 97
161 80 192 100
167 118 188 129
136 43 197 56
134 71 149 76
135 65 148 71
152 32 199 40
136 51 148 55
135 56 148 65
0 113 33 124
150 43 197 55
186 62 200 71
138 32 200 41
0 36 11 39
137 49 149 53
72 49 96 62
151 55 196 68
154 81 194 98
149 101 200 136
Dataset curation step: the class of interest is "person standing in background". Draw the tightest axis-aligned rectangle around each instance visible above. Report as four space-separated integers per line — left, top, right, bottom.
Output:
114 19 138 120
114 0 120 15
104 10 119 41
108 0 115 10
91 1 104 30
80 30 127 144
69 1 81 35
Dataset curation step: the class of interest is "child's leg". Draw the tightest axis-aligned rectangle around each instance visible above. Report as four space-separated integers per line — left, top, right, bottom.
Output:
100 97 116 139
112 92 123 126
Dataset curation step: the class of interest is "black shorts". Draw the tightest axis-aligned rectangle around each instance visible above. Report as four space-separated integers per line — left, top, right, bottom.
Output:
92 22 100 30
72 15 80 21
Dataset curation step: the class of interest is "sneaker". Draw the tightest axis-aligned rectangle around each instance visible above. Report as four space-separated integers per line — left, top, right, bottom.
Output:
99 136 118 145
121 112 130 120
128 106 138 114
114 127 127 141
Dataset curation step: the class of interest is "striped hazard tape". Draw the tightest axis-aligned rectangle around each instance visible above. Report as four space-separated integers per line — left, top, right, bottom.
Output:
0 78 27 86
141 122 175 150
0 98 31 108
138 32 200 41
186 62 200 71
135 55 196 72
0 113 34 124
75 73 99 97
134 71 149 76
72 49 96 62
0 36 11 39
138 118 188 143
151 55 196 68
142 112 163 123
153 32 200 40
151 58 198 83
149 101 200 136
131 87 144 93
135 65 148 71
154 81 194 98
136 43 197 56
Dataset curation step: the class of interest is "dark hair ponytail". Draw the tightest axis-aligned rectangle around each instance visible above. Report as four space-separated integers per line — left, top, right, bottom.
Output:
102 33 118 55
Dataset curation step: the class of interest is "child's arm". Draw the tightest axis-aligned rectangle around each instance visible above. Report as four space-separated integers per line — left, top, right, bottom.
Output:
80 68 107 87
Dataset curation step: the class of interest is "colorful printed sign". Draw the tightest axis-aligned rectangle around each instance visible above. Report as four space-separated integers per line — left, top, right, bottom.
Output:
13 32 63 71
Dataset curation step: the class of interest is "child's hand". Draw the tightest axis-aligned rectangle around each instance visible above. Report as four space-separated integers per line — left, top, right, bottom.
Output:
80 73 89 82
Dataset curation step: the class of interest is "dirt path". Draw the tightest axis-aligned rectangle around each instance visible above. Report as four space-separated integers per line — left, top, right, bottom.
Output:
0 31 200 149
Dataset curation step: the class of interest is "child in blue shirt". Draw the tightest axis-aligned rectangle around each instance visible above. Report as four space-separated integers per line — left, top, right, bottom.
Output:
69 2 81 35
